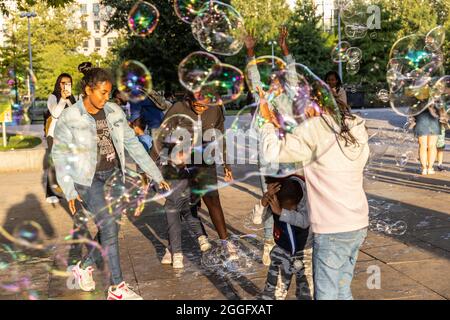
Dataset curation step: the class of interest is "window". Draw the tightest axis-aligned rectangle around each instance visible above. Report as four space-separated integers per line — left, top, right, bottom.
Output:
93 3 100 17
80 4 87 14
83 40 89 49
81 20 88 30
94 20 101 32
107 37 116 47
95 38 101 48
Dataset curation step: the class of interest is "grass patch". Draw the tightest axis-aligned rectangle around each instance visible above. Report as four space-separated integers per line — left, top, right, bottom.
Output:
0 133 42 151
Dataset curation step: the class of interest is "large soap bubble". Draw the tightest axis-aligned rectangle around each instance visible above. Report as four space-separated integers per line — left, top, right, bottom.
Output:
117 60 153 103
178 51 221 92
128 1 160 37
191 1 245 56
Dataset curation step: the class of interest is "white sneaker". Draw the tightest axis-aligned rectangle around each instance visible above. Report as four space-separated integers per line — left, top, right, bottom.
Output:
198 235 212 252
46 196 59 204
161 248 172 265
421 168 428 175
428 168 435 175
172 253 184 269
72 261 95 292
107 281 143 300
262 241 275 266
223 240 239 261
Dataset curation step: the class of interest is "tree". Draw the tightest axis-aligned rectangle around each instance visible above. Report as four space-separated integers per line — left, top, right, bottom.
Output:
231 0 291 42
0 0 72 15
287 0 336 77
102 0 204 93
0 3 90 99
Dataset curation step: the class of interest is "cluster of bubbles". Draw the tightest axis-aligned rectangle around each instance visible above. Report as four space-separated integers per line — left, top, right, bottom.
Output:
128 1 160 37
117 60 153 103
175 1 245 56
201 237 260 277
338 0 379 40
0 218 107 299
331 41 362 75
387 26 447 117
368 199 408 236
178 51 244 106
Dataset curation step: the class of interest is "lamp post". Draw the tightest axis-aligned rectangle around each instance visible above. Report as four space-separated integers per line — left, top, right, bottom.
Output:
268 40 276 68
20 12 36 107
337 4 343 82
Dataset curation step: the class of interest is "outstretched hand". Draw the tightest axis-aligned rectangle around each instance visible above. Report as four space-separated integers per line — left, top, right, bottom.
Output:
278 25 289 56
244 33 256 57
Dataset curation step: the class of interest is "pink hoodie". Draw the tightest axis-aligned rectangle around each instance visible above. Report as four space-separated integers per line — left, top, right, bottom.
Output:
260 114 370 234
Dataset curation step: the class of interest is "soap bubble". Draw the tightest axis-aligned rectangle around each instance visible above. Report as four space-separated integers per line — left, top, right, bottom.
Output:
430 75 449 111
347 47 362 64
387 32 445 117
245 56 287 92
395 150 414 167
346 62 360 75
117 60 152 103
12 221 44 249
331 41 351 63
377 89 390 103
191 1 245 56
153 114 200 165
174 0 209 24
104 168 150 217
178 51 220 92
128 1 160 37
425 26 446 52
193 63 244 106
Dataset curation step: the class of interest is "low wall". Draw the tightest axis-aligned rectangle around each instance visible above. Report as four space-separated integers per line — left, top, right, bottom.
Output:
0 146 46 172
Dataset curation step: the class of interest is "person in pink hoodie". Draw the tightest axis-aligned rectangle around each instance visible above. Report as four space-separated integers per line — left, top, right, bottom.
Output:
257 85 370 300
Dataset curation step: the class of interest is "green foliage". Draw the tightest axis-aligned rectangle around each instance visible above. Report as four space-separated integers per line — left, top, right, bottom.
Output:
231 0 291 42
0 3 90 99
287 0 336 78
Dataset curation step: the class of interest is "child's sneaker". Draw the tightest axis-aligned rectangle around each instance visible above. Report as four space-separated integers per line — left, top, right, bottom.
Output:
262 240 275 266
161 248 172 265
198 235 212 252
172 253 184 269
223 240 239 261
107 281 143 300
72 261 95 292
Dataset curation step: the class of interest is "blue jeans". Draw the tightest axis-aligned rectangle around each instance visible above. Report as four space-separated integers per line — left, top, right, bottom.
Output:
313 228 367 300
74 169 123 286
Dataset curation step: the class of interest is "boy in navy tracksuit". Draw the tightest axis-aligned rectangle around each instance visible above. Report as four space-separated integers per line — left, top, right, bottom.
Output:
260 175 313 300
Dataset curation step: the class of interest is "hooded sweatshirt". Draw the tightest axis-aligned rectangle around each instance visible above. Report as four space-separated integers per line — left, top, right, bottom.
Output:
259 114 370 234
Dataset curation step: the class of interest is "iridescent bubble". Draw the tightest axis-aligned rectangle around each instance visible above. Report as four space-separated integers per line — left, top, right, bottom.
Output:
174 0 209 24
191 1 245 56
245 56 287 92
153 114 200 163
347 47 362 64
193 63 244 106
388 220 407 236
430 75 449 112
425 25 446 52
331 41 351 63
395 150 414 167
178 51 220 92
346 61 360 75
370 32 377 39
377 89 390 103
12 221 44 248
104 168 150 216
117 60 152 103
128 1 160 37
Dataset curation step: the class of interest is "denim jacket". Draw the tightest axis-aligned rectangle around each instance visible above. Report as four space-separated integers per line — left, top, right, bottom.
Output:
52 99 163 200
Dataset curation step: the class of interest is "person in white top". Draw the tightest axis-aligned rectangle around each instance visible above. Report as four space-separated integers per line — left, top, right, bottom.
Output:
45 73 77 203
325 71 350 113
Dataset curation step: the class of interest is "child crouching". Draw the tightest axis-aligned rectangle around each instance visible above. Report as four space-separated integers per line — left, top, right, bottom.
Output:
260 175 313 300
